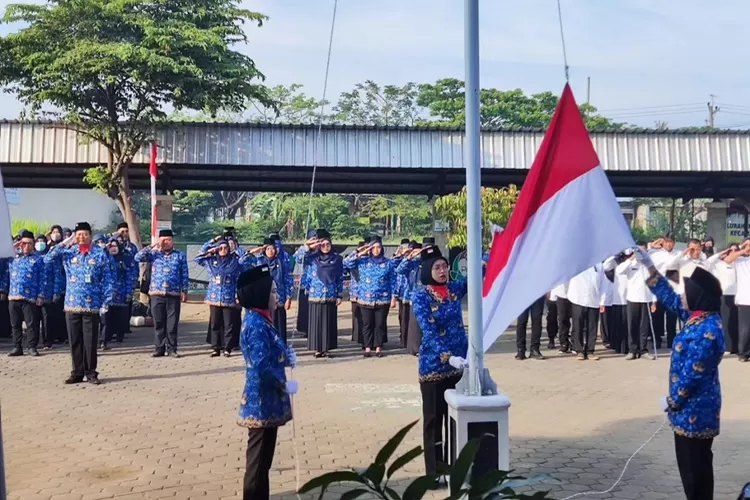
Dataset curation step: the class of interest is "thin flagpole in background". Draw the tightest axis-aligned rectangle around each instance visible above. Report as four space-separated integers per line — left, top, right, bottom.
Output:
464 0 484 395
149 142 158 244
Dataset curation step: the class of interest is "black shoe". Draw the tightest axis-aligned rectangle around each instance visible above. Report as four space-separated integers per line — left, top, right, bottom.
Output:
363 351 372 358
547 340 556 350
210 350 221 357
739 356 748 363
101 344 110 351
87 376 101 385
152 351 165 358
314 352 323 358
376 351 385 358
529 349 545 360
43 345 52 350
169 351 181 358
29 348 40 357
65 376 84 384
515 351 526 360
7 348 22 357
558 348 571 355
223 351 231 357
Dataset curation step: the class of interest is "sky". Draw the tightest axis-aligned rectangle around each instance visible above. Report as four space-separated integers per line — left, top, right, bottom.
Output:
2 0 750 128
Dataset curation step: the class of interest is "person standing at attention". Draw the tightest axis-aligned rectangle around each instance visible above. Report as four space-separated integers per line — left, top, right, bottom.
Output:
135 229 189 358
44 222 113 384
7 230 46 357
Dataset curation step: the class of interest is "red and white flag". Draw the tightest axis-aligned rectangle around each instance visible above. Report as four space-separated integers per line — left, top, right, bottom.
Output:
0 169 13 258
481 84 633 350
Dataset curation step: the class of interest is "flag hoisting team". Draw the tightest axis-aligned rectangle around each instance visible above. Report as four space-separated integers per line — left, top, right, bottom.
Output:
2 221 733 500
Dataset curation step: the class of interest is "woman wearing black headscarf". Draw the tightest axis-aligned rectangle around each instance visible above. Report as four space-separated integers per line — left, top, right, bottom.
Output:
236 265 297 500
635 248 723 500
294 229 344 358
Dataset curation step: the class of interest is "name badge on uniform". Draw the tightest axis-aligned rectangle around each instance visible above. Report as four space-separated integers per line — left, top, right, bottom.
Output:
84 275 92 284
71 257 78 264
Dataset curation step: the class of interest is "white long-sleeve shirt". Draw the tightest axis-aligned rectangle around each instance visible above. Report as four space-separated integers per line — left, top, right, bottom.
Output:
602 256 628 305
732 257 750 305
567 266 604 309
666 254 708 295
616 259 655 303
549 282 568 302
707 254 736 296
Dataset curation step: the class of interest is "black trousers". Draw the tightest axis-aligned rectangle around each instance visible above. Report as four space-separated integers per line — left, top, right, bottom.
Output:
674 433 713 500
0 299 11 338
545 299 558 342
42 299 66 346
516 297 544 352
556 298 572 350
9 300 41 350
737 304 750 359
123 299 133 334
66 312 100 378
209 305 240 351
420 374 461 476
652 302 677 348
273 306 287 343
721 295 738 354
151 295 181 353
243 427 278 500
361 304 389 349
603 305 628 354
627 301 652 354
571 304 599 355
102 305 128 344
399 302 411 348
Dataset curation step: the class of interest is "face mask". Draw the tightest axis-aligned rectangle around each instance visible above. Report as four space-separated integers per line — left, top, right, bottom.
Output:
35 242 47 252
51 233 62 243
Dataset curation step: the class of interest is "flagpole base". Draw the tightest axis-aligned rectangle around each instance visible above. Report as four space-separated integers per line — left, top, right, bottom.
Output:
444 388 512 477
456 366 498 396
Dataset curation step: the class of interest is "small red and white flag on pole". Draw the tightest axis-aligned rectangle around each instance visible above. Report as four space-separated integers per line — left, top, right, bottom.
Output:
0 170 14 258
149 142 158 244
481 84 633 350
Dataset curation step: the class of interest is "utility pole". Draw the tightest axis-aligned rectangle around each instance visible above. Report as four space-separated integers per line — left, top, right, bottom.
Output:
707 95 720 127
586 76 591 105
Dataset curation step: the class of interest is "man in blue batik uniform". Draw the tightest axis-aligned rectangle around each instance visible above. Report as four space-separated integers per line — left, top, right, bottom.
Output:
635 248 723 500
115 222 139 335
45 222 114 384
135 229 189 358
7 230 45 357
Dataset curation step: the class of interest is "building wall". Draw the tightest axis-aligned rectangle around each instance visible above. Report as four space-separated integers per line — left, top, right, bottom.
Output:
6 188 117 229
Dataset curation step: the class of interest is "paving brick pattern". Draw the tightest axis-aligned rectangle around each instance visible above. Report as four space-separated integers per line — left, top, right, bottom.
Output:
2 302 750 499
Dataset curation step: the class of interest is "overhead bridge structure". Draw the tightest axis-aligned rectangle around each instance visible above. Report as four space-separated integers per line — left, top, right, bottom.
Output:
1 121 750 198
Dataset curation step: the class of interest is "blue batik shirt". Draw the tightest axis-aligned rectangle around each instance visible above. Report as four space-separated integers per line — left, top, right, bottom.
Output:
237 310 293 429
135 248 189 297
647 273 723 439
44 244 114 313
8 253 46 303
395 257 421 304
240 254 294 304
294 246 314 291
197 250 242 308
413 279 469 383
294 246 343 303
343 254 396 307
45 245 67 301
108 250 137 307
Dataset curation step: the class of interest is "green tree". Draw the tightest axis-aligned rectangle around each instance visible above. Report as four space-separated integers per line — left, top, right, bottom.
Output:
416 78 624 130
0 0 271 246
435 186 520 248
248 83 327 124
332 80 421 126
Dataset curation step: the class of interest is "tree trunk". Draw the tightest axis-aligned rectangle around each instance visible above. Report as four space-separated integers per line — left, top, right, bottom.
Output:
114 173 143 248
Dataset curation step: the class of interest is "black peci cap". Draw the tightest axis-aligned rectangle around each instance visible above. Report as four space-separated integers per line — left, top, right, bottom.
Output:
158 229 174 238
74 222 92 233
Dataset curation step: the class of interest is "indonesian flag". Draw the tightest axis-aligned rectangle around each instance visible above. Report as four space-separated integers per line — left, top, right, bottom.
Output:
481 84 633 350
0 170 13 258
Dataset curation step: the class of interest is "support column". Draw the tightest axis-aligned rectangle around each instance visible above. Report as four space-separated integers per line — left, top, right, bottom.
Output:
705 200 730 249
155 194 174 233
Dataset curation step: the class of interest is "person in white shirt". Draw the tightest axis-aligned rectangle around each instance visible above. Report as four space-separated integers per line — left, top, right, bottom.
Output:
707 244 739 356
550 282 572 354
648 234 680 348
720 241 750 361
567 265 605 360
616 242 657 360
602 252 630 354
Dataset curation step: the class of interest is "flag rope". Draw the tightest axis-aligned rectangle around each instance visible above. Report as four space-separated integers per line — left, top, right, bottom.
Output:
556 0 571 82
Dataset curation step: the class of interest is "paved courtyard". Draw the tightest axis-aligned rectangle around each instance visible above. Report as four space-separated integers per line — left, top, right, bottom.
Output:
2 302 750 500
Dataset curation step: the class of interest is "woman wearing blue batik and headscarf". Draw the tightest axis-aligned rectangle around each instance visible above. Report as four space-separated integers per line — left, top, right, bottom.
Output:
634 247 723 500
236 264 297 500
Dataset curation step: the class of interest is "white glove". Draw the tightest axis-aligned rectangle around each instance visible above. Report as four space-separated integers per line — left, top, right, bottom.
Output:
448 356 468 369
285 380 299 395
633 247 654 269
99 306 108 316
660 396 669 412
286 346 297 368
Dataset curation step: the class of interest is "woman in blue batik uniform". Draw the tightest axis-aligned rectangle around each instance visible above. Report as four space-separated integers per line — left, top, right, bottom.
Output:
412 246 468 478
236 264 297 500
393 238 411 346
348 239 366 346
344 235 397 357
295 229 317 338
196 238 243 357
635 248 723 500
294 229 344 358
241 238 294 342
101 237 135 349
396 240 427 355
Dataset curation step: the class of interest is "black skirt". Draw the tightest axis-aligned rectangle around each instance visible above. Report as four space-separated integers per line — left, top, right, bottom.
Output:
296 289 309 335
274 307 288 343
399 302 411 348
308 301 338 353
351 302 363 344
406 307 422 355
